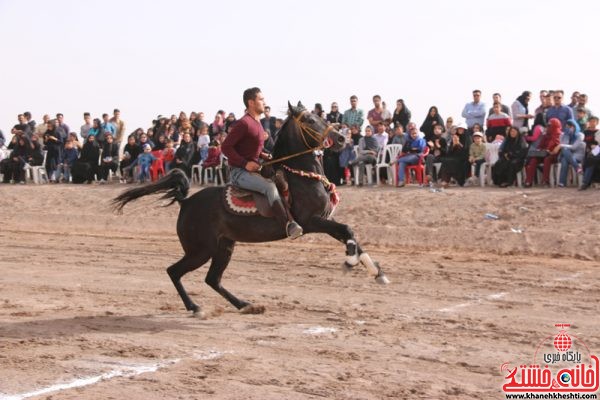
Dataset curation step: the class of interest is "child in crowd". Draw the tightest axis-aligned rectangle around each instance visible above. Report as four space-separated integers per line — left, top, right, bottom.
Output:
163 139 176 172
56 139 79 182
196 125 210 163
202 140 223 184
126 143 157 183
469 132 486 181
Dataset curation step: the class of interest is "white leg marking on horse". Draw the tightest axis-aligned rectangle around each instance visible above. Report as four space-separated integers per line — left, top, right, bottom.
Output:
359 252 379 277
345 240 359 266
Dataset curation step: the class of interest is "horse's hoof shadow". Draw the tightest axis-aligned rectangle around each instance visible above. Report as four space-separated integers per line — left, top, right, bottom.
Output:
240 304 266 314
191 309 207 319
342 261 355 274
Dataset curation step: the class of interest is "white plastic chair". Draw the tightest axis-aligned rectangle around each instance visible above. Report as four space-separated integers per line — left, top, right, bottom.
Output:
376 144 402 185
29 150 49 184
203 154 226 186
553 163 581 187
191 164 203 184
475 142 501 187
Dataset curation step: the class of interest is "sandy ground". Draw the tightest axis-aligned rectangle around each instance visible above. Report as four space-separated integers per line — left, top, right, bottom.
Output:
0 183 599 399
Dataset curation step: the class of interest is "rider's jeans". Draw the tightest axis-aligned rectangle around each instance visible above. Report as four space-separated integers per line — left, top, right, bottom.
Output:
230 167 280 206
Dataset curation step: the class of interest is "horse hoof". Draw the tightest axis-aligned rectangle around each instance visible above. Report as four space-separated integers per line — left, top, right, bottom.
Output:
375 274 390 285
342 261 354 274
240 304 266 314
191 309 207 319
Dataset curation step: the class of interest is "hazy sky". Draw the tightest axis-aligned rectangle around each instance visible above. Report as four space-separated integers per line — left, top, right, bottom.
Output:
1 0 598 138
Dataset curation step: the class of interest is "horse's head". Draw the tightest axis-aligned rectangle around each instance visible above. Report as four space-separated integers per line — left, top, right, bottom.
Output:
287 101 346 152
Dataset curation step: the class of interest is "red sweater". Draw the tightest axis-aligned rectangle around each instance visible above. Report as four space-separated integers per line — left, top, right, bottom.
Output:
221 113 264 168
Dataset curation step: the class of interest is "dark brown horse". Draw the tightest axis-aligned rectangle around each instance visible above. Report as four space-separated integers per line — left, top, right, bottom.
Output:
113 102 388 316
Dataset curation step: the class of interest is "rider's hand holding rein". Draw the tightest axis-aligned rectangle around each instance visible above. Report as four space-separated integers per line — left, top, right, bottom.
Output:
245 160 261 172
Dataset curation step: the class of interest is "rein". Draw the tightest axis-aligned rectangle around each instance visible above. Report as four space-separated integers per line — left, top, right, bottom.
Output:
281 164 340 210
262 112 333 167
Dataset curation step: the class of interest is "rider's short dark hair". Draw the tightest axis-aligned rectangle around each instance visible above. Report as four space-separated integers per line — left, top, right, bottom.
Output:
243 87 261 108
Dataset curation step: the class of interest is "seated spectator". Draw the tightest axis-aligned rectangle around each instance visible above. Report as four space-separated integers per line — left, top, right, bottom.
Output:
56 139 79 183
126 143 157 183
348 125 379 185
26 134 44 167
524 118 562 187
388 124 405 146
492 126 528 187
69 132 83 150
196 124 211 163
425 123 447 183
120 135 141 181
486 102 512 142
391 122 426 187
173 132 195 177
583 116 600 149
87 118 102 139
420 106 445 142
1 135 29 183
138 132 155 151
73 135 100 184
98 133 119 183
163 139 176 172
557 119 585 187
349 124 362 146
579 140 600 190
202 140 223 183
469 132 486 181
373 122 389 149
0 128 5 148
439 123 470 187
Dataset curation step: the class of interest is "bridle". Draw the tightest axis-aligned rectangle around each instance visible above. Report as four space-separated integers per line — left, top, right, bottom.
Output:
262 111 334 167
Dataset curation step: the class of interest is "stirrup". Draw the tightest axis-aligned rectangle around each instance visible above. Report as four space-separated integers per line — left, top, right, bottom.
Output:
286 221 303 240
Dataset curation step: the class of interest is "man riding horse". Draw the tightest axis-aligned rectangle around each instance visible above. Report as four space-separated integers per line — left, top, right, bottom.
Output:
222 87 303 239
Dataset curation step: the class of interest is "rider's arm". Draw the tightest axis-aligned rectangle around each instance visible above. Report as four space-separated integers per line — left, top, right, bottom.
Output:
221 119 249 169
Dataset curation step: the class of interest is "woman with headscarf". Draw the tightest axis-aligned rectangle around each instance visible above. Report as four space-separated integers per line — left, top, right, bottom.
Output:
173 132 196 177
419 106 445 142
524 117 562 187
76 134 100 183
439 123 470 187
43 119 63 181
3 135 30 183
511 91 534 131
492 126 528 187
557 119 585 187
392 99 412 131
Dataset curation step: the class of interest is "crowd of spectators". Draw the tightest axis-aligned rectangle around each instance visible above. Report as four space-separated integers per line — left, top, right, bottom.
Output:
1 89 599 190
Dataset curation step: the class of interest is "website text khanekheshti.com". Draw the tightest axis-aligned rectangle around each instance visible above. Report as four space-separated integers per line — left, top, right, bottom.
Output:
505 393 597 399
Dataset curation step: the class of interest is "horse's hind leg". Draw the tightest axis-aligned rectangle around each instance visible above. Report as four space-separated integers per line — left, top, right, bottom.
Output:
167 252 211 315
204 238 264 313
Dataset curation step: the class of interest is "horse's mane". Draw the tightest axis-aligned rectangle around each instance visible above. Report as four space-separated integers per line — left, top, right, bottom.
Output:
271 116 292 159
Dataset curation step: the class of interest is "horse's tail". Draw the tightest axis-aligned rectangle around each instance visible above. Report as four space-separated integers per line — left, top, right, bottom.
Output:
112 169 190 212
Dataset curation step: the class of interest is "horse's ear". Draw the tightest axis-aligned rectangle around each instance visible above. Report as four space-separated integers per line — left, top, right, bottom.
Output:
288 101 294 114
297 101 304 109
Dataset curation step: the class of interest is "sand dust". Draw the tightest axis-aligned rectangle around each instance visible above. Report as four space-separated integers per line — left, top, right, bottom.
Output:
1 183 599 399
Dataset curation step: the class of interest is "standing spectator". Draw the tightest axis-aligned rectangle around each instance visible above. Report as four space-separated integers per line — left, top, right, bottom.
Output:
43 119 63 181
461 90 486 131
261 106 277 138
87 118 103 140
575 108 588 132
313 103 325 118
419 106 445 142
23 111 36 133
80 112 92 141
209 113 225 139
326 102 343 125
35 114 50 136
486 103 512 142
534 90 549 115
56 113 70 142
367 95 391 128
392 99 411 131
110 108 126 147
342 95 365 131
567 91 580 111
557 119 585 187
100 113 116 144
12 114 32 138
196 124 211 163
576 94 593 119
487 93 511 116
511 91 534 130
533 92 552 128
225 112 237 132
391 122 426 187
524 118 562 187
492 126 528 187
546 90 574 127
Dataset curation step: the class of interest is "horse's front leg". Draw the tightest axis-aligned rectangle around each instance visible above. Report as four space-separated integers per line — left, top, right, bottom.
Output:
303 217 390 284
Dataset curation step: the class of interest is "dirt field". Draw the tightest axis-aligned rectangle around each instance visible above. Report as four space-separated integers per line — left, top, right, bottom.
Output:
1 183 599 399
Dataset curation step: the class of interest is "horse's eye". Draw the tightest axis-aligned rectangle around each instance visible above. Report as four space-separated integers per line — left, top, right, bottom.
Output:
308 117 315 124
